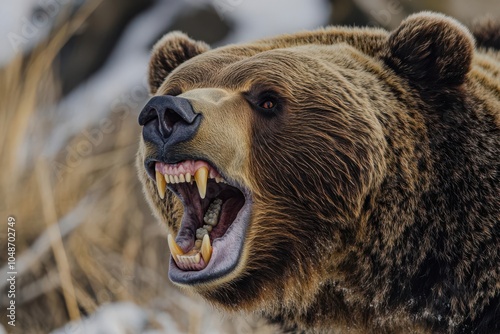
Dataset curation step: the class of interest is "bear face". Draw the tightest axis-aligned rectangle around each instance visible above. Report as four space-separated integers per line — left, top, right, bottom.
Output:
137 12 500 333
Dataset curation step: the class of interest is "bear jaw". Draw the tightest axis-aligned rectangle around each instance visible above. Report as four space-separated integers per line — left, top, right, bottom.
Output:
141 156 254 287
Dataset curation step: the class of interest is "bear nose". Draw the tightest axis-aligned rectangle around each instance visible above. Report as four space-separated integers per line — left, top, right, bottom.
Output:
138 95 201 147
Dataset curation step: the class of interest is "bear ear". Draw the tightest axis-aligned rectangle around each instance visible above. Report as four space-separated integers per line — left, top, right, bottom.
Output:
148 31 210 94
383 12 475 87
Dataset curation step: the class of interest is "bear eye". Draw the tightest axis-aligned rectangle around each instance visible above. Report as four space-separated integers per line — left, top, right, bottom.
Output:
244 88 282 115
259 100 275 109
255 95 280 114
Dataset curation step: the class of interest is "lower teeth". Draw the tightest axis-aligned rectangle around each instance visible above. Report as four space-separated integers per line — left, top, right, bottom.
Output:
196 228 208 240
168 198 222 269
195 198 222 244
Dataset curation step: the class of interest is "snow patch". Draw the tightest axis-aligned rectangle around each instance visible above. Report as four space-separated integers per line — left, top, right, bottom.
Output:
50 302 149 334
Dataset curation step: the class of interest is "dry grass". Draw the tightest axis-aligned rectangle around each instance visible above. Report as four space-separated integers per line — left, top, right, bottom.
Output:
0 3 276 333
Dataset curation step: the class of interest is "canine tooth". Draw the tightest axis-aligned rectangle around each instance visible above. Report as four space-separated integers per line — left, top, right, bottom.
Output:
186 172 191 183
167 234 184 262
156 171 166 199
201 234 212 264
179 174 185 183
194 167 209 199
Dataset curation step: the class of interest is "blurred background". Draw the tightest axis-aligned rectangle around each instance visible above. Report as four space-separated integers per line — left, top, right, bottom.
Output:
0 0 497 333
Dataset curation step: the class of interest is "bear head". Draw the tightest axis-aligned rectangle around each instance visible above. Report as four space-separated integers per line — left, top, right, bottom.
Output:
137 12 499 332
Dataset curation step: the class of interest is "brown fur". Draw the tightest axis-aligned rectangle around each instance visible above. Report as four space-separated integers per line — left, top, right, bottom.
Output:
137 12 500 333
471 16 500 51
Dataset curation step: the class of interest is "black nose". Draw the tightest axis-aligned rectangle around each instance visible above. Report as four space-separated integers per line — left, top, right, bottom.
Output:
138 95 201 147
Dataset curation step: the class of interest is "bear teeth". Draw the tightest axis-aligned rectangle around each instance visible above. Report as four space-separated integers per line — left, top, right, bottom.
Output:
155 170 166 199
203 198 222 226
177 253 201 265
201 234 212 264
167 234 184 262
194 167 208 199
168 235 207 267
167 235 211 269
196 198 222 239
167 198 221 270
154 161 227 199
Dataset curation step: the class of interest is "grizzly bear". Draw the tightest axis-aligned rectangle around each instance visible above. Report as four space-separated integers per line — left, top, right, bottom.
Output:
136 12 500 334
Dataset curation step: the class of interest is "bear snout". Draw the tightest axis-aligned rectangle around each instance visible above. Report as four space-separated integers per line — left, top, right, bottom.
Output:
139 95 202 151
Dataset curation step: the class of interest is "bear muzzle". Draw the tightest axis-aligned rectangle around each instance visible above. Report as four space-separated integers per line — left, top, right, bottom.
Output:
137 90 254 287
138 95 202 159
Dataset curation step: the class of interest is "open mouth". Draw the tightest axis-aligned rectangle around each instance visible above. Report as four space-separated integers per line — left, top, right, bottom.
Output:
152 160 251 285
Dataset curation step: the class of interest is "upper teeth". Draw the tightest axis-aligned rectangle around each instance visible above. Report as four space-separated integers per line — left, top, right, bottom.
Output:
154 163 227 199
156 170 166 199
194 167 208 199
